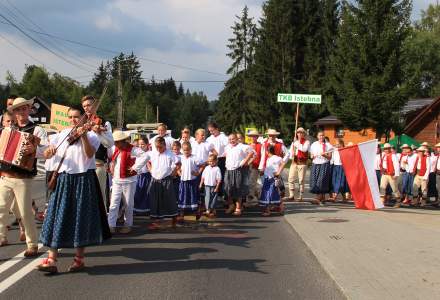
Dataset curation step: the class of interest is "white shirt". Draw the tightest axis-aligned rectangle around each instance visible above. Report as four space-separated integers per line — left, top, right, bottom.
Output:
258 140 289 170
310 141 333 164
206 133 229 157
97 121 114 149
289 139 311 159
331 149 342 166
374 153 381 171
430 153 437 173
399 153 412 172
264 155 283 178
180 154 202 181
179 136 195 144
150 135 175 153
50 128 100 174
201 165 222 186
380 153 400 177
409 155 430 180
149 150 180 180
44 134 56 171
191 141 215 163
225 143 253 170
111 147 150 183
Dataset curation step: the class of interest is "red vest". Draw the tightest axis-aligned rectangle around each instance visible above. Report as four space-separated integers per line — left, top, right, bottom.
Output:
251 142 262 169
413 155 427 177
111 145 136 178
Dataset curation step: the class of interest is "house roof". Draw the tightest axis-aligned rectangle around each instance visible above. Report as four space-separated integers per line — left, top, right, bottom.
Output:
30 96 50 110
402 98 436 115
404 96 440 134
314 115 343 126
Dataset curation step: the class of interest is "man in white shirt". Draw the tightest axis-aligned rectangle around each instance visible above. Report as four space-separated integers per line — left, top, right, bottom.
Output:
287 127 310 202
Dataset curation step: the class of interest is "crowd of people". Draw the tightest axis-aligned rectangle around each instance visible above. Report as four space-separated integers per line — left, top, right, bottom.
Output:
0 94 438 274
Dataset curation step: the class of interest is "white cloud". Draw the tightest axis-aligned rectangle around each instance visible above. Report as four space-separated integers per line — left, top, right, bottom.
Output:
95 15 122 32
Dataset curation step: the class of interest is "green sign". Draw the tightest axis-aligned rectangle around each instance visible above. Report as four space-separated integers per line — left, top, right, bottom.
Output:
277 93 321 104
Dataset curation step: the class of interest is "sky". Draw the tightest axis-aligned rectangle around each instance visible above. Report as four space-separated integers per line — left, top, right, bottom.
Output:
0 0 436 100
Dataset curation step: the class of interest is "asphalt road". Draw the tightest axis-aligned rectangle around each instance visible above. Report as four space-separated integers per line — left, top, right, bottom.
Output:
0 204 345 300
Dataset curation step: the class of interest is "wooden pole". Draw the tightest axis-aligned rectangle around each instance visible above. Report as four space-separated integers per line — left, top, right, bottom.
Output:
156 106 159 123
294 103 300 135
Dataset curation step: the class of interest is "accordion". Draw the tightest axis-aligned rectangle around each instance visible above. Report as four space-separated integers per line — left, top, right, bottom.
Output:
0 128 40 172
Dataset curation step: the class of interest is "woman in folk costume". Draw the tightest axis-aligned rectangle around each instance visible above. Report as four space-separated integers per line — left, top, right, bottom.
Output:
107 131 149 234
178 142 204 218
380 143 401 207
258 129 288 173
246 130 263 205
224 133 254 216
260 145 287 216
38 106 111 274
148 137 181 229
133 137 152 215
329 139 350 202
287 127 310 202
399 144 414 205
410 146 430 207
309 131 333 205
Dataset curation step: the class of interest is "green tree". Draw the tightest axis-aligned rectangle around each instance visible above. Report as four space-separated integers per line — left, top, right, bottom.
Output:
327 0 412 138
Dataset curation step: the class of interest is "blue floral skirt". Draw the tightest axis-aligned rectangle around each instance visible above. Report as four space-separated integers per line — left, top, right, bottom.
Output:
134 172 152 213
40 170 110 249
331 165 349 194
259 177 281 207
310 162 331 194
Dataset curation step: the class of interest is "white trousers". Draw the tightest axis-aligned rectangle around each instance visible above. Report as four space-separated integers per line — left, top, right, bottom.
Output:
108 180 136 228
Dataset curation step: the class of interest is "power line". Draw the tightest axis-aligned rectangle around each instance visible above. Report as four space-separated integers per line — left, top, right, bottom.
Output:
0 20 228 77
0 12 95 73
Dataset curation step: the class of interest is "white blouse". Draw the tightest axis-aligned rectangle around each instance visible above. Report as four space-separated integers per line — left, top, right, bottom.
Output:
225 143 253 170
331 149 342 166
201 165 222 186
206 133 229 157
310 141 333 164
50 128 100 174
191 141 215 163
149 150 180 180
150 135 175 153
180 154 202 181
264 155 283 178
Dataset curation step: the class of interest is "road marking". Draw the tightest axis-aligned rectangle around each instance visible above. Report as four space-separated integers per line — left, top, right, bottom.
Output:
0 251 47 294
0 244 44 276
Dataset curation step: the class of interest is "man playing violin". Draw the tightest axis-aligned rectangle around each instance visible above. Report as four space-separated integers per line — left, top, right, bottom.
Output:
0 97 47 256
81 95 114 210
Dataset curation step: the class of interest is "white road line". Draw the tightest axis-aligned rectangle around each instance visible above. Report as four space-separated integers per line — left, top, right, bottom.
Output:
0 244 44 276
0 251 47 294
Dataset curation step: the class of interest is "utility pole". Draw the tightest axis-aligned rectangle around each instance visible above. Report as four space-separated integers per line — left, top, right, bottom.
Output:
117 61 124 129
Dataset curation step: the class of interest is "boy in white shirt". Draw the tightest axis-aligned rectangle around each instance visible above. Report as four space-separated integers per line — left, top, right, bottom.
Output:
200 154 222 218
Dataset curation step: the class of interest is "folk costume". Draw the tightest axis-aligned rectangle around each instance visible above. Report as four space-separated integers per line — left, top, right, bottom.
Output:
201 165 222 211
259 154 284 207
178 154 203 211
288 128 310 200
206 132 229 195
411 148 430 206
133 156 152 214
224 143 254 200
330 148 349 196
309 140 333 194
379 145 401 203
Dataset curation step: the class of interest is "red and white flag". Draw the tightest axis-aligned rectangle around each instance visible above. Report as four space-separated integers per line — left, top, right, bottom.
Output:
339 140 383 210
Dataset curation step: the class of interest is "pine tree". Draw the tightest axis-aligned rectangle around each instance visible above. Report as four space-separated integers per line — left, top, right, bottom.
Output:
327 0 412 138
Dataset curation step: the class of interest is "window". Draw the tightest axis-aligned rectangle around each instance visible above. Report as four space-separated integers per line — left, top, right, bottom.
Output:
335 126 344 138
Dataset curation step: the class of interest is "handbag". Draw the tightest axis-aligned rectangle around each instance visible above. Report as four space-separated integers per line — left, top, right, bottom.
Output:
47 148 68 192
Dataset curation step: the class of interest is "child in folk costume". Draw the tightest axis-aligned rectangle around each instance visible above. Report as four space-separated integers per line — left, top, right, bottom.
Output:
380 143 401 207
133 137 152 215
329 139 349 202
148 137 181 229
199 154 222 218
410 146 430 206
309 131 333 205
178 142 204 216
287 127 310 202
150 123 175 152
107 131 149 234
399 144 414 205
246 130 263 205
39 106 111 273
224 133 254 216
260 145 287 216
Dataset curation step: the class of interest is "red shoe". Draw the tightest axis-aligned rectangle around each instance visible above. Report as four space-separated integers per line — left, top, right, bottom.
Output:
148 223 160 230
37 257 58 274
67 256 84 272
35 212 45 222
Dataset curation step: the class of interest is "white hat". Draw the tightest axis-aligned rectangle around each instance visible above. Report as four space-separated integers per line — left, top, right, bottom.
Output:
296 127 306 133
400 144 410 149
416 146 427 152
266 129 280 136
7 97 34 112
247 130 261 136
435 143 440 148
383 143 392 149
347 142 354 146
113 130 131 142
421 142 430 147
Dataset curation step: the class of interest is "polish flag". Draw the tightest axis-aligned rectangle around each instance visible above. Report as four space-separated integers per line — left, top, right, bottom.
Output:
338 140 383 210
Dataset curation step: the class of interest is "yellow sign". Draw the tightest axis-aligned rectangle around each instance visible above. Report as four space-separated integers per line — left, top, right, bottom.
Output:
245 127 258 144
50 103 71 131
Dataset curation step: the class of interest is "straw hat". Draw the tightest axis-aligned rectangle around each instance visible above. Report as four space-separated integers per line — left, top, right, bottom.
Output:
113 130 131 142
383 143 392 149
416 146 427 152
296 127 306 133
421 142 430 147
435 143 440 148
400 144 410 149
247 130 261 136
347 142 354 146
411 145 417 150
266 129 280 136
7 97 34 112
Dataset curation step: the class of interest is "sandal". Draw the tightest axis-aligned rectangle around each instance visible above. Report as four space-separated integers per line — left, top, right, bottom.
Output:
233 208 242 216
37 257 58 274
68 256 85 272
148 222 160 230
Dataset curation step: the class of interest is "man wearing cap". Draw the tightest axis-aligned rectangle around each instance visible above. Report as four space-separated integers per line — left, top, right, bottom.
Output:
0 97 47 256
246 130 262 203
410 146 430 206
258 129 289 172
287 127 310 201
399 144 414 204
380 143 401 207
